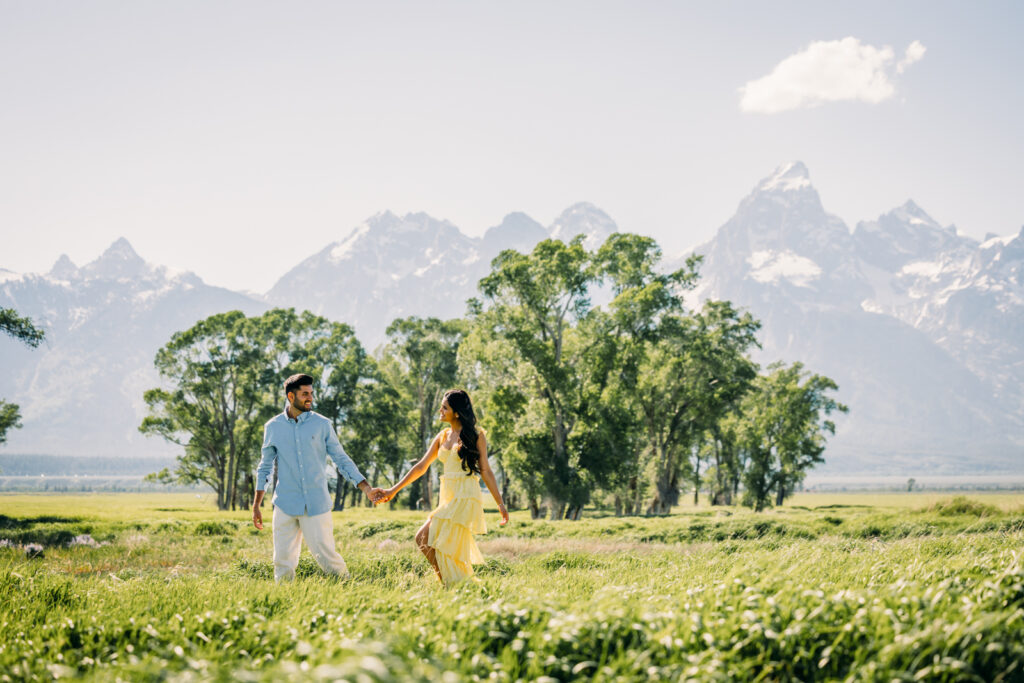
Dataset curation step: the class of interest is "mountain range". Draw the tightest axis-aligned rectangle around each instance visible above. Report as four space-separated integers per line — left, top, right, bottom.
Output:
1 164 1021 474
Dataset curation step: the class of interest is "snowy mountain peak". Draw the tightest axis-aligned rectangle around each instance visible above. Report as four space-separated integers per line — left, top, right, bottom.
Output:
79 237 149 280
47 254 79 280
102 237 142 261
756 161 812 192
853 200 972 271
482 212 548 254
549 202 618 249
892 200 940 228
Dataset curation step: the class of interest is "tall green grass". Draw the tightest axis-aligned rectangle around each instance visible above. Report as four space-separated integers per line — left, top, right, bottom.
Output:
1 493 1022 681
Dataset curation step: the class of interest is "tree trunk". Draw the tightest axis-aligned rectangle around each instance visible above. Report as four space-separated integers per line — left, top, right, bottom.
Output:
549 500 566 521
528 498 542 520
408 478 422 510
333 472 347 511
499 471 508 510
242 473 254 510
692 448 701 507
614 496 623 517
423 471 433 509
775 480 786 507
652 470 676 515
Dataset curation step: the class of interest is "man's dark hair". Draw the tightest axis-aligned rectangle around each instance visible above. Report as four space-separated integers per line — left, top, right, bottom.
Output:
284 373 314 396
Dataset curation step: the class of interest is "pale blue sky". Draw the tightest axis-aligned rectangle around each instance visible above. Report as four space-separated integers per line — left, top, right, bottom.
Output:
2 1 1021 292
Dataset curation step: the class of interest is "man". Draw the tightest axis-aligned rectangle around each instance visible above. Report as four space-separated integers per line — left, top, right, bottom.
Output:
253 373 383 582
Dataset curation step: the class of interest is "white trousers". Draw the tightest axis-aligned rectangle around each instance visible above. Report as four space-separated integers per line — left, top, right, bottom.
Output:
272 508 349 582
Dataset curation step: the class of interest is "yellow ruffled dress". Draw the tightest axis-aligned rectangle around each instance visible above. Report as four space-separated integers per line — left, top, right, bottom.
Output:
427 428 487 585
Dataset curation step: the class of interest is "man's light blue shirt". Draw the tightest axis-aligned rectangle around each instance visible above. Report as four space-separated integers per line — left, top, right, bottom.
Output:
256 406 365 517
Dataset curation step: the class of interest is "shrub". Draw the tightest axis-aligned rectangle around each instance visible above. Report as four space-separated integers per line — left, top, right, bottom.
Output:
924 496 1000 517
194 521 233 536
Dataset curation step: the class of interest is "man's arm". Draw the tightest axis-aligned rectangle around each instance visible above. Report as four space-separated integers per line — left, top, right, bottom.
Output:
324 423 382 501
252 426 276 530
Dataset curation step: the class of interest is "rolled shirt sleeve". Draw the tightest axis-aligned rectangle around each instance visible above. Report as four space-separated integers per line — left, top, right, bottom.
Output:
325 422 366 487
256 425 277 492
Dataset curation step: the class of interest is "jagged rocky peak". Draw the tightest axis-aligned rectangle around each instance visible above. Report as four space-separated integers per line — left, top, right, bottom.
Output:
549 202 618 250
890 200 941 230
735 161 828 220
713 162 852 274
482 212 547 254
755 161 813 193
854 200 968 270
80 237 150 280
47 254 79 280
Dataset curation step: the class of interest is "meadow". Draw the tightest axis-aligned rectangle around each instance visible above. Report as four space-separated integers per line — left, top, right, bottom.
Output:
1 492 1023 681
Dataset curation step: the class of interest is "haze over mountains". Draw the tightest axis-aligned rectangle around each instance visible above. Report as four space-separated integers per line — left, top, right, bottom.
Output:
677 162 1023 473
2 163 1021 475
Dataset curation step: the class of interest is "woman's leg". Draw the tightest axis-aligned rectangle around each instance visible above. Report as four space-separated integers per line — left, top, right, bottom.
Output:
415 519 442 583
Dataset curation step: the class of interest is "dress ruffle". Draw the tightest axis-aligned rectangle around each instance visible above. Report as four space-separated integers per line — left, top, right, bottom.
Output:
426 431 489 585
429 496 486 534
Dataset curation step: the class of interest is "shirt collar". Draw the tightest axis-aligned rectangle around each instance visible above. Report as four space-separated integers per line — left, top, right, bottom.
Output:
284 404 312 423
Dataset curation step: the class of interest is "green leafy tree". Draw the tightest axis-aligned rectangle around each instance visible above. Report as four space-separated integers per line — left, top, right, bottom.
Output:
0 308 45 348
740 362 848 511
471 237 596 519
0 401 21 447
377 317 465 509
140 311 269 510
0 307 45 448
590 235 703 515
628 302 759 513
341 376 408 508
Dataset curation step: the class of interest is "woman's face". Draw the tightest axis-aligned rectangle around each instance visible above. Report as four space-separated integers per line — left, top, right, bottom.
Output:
439 398 456 424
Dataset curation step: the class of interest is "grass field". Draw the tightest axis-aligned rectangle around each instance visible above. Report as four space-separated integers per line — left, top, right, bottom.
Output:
2 492 1023 681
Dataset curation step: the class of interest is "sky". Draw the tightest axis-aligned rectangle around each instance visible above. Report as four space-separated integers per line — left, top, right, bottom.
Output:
2 0 1022 293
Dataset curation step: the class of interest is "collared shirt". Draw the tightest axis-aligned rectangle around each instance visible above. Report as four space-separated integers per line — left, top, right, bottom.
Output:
256 405 365 517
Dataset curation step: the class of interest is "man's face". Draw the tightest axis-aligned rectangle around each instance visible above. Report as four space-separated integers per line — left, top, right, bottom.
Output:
288 385 314 413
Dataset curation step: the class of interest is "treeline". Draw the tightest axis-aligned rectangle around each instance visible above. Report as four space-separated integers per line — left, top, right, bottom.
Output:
0 455 177 477
142 233 846 517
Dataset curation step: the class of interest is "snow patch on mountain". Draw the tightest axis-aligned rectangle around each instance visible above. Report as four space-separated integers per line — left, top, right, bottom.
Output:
746 250 822 287
981 233 1017 249
330 224 371 262
758 161 812 192
549 202 618 250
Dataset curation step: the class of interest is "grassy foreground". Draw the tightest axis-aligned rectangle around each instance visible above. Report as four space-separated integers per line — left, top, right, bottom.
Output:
1 493 1023 681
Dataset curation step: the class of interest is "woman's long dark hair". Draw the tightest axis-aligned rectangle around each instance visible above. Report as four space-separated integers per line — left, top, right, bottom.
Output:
445 389 481 475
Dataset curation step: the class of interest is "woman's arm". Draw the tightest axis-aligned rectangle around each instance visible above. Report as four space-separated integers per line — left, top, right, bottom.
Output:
376 432 442 504
477 432 509 525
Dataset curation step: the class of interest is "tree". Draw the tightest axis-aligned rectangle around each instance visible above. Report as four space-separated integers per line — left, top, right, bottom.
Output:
628 302 760 513
338 374 408 509
378 317 465 509
140 311 269 510
0 308 45 348
471 237 596 519
0 307 45 446
740 362 848 511
0 401 21 446
590 235 707 515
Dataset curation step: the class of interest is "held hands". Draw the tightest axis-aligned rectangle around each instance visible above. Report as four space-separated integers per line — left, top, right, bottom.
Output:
498 503 509 526
366 487 387 504
374 487 396 506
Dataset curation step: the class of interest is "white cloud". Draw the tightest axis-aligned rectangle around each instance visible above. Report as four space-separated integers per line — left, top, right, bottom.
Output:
897 40 927 74
739 37 926 114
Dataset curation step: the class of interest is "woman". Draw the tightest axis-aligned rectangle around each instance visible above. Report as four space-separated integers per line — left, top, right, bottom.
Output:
376 389 509 585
